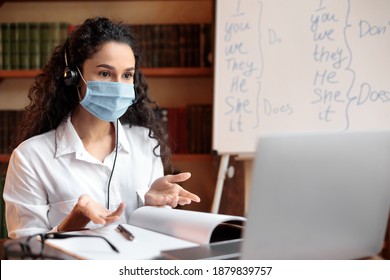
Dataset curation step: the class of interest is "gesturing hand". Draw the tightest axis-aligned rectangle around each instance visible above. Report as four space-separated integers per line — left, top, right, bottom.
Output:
145 172 201 208
77 194 126 225
58 195 126 232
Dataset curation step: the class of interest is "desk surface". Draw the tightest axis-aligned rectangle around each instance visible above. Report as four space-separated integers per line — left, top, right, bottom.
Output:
1 216 389 260
1 238 388 260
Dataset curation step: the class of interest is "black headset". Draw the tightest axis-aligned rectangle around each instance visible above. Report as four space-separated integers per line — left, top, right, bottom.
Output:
63 51 79 86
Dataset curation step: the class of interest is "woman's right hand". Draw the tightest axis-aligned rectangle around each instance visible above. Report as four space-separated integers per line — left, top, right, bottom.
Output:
77 194 126 225
58 194 126 232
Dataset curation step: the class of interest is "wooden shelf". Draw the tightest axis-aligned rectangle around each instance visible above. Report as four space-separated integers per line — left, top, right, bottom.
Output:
0 70 41 78
0 67 212 79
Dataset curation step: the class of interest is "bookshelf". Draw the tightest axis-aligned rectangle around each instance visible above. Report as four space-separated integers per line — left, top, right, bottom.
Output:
0 0 214 153
0 0 220 213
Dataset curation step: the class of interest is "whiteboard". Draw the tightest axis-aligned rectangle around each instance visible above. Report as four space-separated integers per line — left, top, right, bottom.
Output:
213 0 390 154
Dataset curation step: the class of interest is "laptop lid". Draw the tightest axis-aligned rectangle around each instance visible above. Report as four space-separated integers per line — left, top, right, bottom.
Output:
241 130 390 259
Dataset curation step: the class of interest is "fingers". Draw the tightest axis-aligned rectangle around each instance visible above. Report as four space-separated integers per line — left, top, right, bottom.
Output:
77 195 125 225
151 189 200 208
178 197 192 206
145 192 177 207
146 173 200 208
111 202 126 216
89 213 108 225
78 195 106 224
164 173 200 205
179 188 201 203
176 192 200 206
104 202 126 225
165 172 191 183
166 194 179 208
102 215 121 225
162 184 200 206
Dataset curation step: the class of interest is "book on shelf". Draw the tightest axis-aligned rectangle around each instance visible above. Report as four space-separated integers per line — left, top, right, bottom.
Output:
133 23 212 68
1 23 11 70
156 105 212 155
10 23 20 70
200 23 213 67
41 22 69 67
44 206 245 260
186 104 212 154
151 24 161 67
0 110 25 154
167 107 179 153
39 22 51 68
29 22 41 70
18 22 30 70
0 21 70 70
176 107 187 154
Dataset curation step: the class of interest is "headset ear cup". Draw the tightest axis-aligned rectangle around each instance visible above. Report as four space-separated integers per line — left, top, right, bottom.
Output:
63 66 79 86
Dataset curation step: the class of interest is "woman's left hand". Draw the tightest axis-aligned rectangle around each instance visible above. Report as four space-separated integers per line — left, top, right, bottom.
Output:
145 172 201 208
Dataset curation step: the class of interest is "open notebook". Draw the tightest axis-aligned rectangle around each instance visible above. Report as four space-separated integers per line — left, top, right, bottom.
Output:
241 130 390 259
45 206 245 260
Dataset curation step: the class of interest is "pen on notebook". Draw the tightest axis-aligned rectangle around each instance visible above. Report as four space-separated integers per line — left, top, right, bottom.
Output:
117 224 135 241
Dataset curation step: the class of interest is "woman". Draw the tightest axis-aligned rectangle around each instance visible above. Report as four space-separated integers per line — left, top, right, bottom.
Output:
3 17 200 239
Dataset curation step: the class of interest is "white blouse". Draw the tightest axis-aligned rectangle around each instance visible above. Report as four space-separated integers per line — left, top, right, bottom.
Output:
3 116 164 239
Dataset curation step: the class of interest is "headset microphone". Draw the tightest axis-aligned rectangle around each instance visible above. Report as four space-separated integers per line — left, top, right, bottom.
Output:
63 51 79 86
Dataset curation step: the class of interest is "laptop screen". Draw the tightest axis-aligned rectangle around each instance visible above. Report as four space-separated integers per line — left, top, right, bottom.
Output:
241 130 390 259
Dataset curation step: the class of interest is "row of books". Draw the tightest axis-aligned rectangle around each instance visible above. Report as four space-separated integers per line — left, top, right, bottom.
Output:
0 22 70 70
0 22 212 70
0 106 212 156
157 104 212 154
0 110 25 154
133 23 213 68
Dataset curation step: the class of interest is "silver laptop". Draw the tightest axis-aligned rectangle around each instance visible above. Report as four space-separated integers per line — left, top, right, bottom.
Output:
241 130 390 259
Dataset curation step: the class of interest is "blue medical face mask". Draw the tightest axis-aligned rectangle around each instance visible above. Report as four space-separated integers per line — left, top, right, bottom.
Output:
78 69 136 122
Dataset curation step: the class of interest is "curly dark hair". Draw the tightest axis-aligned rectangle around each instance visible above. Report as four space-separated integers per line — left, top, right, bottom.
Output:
12 17 172 173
